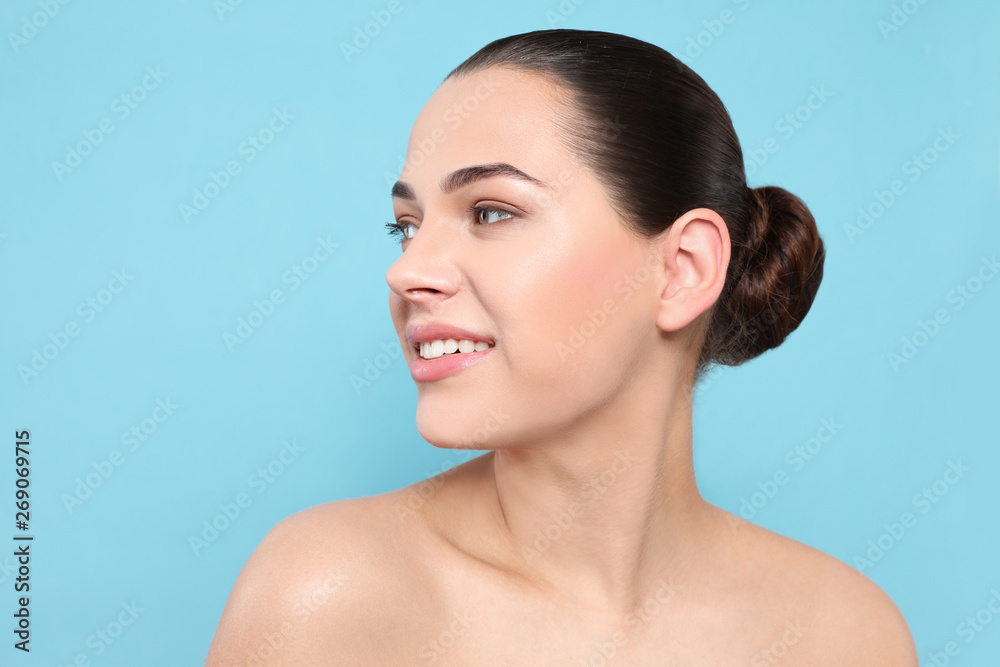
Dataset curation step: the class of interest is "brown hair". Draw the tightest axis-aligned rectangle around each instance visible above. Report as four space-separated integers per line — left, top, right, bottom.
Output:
446 29 825 381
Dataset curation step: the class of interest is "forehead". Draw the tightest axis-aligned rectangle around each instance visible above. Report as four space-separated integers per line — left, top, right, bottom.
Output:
401 67 573 185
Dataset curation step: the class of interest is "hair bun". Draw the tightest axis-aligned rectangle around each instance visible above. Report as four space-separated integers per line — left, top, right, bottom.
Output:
710 185 825 366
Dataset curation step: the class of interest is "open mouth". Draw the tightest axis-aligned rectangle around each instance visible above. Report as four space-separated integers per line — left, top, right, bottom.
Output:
415 338 495 360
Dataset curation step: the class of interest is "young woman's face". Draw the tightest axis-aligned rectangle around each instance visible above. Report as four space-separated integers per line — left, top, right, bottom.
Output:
387 66 667 450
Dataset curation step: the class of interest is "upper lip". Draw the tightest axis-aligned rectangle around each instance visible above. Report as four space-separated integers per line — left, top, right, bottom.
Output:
406 322 495 349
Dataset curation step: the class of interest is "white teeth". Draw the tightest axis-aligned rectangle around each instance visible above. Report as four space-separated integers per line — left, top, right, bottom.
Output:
419 338 493 359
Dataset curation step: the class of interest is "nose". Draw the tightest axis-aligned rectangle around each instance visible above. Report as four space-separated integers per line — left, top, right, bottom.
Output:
385 219 461 306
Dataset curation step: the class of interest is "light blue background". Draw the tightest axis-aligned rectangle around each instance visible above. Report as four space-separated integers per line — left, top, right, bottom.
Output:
1 0 997 664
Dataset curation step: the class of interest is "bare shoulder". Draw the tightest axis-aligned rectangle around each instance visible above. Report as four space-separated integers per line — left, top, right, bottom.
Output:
780 535 917 665
204 492 433 665
710 506 918 666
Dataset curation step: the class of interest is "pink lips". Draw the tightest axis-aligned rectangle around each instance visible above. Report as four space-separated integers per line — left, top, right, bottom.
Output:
406 322 494 348
405 322 495 382
409 346 494 381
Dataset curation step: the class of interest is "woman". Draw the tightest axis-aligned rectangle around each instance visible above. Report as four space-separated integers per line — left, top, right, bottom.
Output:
206 29 918 665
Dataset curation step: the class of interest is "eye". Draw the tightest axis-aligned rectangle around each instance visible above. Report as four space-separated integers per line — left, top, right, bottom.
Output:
385 205 517 246
385 220 415 241
469 205 515 225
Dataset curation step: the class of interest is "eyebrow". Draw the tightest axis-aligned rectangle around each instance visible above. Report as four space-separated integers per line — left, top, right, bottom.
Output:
391 162 550 201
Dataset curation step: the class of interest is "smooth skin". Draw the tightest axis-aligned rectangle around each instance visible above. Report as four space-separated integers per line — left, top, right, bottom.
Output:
205 66 918 665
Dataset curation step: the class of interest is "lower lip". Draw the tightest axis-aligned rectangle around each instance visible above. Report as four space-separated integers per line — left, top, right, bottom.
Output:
409 346 494 382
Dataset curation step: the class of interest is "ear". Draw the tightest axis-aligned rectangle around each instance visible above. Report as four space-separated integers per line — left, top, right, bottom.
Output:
654 208 731 333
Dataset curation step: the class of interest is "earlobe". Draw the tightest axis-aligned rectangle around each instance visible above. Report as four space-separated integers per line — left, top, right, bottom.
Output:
655 208 731 333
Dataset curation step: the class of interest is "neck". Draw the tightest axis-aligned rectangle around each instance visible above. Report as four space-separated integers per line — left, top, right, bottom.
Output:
485 375 710 613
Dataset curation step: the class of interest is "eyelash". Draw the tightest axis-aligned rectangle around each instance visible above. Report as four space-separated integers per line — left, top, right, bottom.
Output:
385 205 516 242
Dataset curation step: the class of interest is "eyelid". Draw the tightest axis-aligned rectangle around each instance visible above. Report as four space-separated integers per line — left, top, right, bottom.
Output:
474 200 525 217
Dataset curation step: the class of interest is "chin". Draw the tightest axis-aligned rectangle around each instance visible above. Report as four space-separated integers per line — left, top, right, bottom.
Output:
415 399 513 451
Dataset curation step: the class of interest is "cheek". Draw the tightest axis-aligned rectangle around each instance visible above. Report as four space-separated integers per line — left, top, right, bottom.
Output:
494 227 649 391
